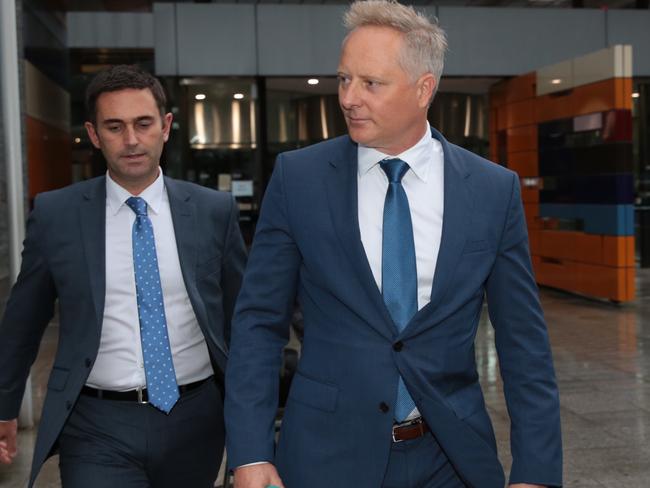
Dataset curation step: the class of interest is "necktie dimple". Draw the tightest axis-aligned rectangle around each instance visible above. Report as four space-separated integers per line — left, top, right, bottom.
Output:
380 158 418 421
126 196 179 413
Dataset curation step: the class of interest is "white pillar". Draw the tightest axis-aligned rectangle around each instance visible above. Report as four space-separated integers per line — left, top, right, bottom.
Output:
1 0 33 428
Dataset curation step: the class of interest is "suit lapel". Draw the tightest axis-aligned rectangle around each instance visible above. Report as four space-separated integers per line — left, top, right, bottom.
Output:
165 178 227 357
325 137 396 341
165 177 197 290
406 129 473 334
80 177 107 332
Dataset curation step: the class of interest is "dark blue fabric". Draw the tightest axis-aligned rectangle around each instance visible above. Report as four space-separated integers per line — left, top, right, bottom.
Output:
58 378 224 488
382 433 466 488
0 176 246 488
225 128 562 488
126 196 179 413
380 158 417 421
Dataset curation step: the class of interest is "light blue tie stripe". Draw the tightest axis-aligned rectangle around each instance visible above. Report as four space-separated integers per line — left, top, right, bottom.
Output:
380 159 418 421
126 196 179 414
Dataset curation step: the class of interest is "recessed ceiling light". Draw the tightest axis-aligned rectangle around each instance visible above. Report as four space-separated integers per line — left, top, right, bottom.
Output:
632 92 640 98
307 78 319 85
233 93 244 100
195 93 206 100
551 79 562 85
74 137 81 144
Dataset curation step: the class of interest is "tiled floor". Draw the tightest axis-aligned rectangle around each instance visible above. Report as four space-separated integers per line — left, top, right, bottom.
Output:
1 270 650 487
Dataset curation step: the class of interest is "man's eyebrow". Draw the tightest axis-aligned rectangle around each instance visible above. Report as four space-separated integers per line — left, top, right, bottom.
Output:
100 115 154 125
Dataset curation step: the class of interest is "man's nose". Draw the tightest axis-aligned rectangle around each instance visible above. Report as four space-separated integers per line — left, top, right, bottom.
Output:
123 125 138 146
339 81 361 109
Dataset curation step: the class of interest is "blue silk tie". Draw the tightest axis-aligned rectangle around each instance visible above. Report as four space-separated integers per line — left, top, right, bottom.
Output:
380 159 418 421
126 196 179 413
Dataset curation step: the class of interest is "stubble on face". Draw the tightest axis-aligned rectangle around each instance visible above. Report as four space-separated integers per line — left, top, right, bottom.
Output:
85 88 172 195
337 26 434 155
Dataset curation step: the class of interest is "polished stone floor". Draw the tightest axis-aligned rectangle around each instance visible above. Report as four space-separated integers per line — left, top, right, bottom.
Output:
1 270 650 487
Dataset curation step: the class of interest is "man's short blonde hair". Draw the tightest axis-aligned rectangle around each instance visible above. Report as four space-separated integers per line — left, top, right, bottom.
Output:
344 0 447 93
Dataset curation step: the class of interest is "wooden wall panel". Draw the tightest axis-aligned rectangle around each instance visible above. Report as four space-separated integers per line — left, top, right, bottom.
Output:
27 116 72 199
507 151 538 176
507 125 538 153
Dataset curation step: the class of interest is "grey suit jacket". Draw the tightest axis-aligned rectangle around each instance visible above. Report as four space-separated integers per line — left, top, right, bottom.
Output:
0 175 246 487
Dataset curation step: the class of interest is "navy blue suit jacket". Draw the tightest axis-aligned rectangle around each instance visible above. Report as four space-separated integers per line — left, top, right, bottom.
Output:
0 175 246 487
225 128 562 487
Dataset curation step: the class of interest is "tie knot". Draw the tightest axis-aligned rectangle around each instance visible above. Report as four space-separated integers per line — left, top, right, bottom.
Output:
126 196 148 216
380 158 409 183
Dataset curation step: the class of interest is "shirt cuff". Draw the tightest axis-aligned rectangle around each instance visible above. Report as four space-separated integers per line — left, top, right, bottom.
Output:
235 461 270 469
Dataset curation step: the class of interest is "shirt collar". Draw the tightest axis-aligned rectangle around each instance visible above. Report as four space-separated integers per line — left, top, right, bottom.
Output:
106 169 165 216
357 123 436 182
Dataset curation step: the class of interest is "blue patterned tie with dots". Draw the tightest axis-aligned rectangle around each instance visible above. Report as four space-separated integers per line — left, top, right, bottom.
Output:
380 158 418 421
126 196 179 414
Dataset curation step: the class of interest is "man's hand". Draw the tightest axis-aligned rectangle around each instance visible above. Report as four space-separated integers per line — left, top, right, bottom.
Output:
233 463 284 488
0 419 18 464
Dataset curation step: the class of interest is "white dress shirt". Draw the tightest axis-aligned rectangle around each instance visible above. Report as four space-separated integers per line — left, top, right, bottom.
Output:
86 170 213 391
358 125 444 311
358 124 444 419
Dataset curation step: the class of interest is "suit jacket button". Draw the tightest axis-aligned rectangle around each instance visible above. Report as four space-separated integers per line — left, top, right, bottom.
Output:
379 402 389 413
85 358 92 368
393 341 403 352
65 401 72 410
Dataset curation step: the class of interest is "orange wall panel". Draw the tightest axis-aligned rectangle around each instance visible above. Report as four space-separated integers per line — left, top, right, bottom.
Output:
571 78 617 116
603 236 635 267
507 125 538 153
573 233 604 265
535 92 575 123
505 72 536 103
521 187 539 203
497 106 508 131
614 77 633 111
507 151 538 176
26 116 72 199
506 99 535 129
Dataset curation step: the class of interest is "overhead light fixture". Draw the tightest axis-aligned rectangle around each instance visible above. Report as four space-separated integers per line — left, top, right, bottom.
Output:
551 79 562 85
632 92 640 98
195 93 206 100
233 93 245 100
307 78 319 85
74 137 81 144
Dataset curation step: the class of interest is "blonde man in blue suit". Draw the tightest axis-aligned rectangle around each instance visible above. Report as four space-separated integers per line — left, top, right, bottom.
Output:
226 1 562 487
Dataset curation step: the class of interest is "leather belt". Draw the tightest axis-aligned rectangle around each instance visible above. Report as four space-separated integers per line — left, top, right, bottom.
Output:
392 417 430 443
81 376 213 404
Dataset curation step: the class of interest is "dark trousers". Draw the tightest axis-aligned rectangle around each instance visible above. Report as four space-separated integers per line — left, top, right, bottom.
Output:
382 431 467 488
58 378 224 488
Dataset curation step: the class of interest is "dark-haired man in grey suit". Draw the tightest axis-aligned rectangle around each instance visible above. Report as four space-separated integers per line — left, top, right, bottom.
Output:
0 65 246 487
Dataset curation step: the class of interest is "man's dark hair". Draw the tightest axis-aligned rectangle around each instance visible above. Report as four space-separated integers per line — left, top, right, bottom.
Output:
85 64 167 124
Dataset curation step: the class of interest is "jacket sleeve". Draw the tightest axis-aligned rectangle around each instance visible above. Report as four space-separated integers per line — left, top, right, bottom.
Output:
0 195 57 419
485 173 563 487
220 195 247 348
224 155 301 468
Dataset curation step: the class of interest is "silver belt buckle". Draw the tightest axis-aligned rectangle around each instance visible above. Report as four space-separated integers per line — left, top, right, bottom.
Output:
136 386 148 404
392 417 421 443
392 423 404 443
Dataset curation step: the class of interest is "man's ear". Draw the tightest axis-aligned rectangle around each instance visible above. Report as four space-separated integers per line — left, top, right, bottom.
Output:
162 112 173 143
417 73 436 109
84 121 101 149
